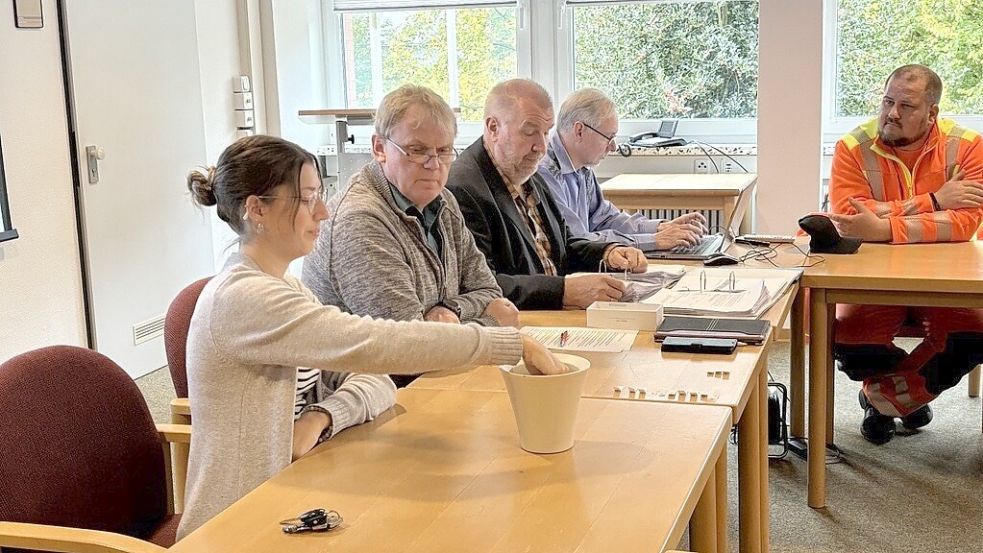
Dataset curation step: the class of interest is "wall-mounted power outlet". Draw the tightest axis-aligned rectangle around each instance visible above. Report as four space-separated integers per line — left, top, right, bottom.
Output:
694 159 710 174
722 160 737 173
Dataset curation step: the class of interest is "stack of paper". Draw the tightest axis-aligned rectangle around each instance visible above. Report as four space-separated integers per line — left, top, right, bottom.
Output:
642 267 800 319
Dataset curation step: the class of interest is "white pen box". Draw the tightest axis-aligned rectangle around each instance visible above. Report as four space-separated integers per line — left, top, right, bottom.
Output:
586 301 664 331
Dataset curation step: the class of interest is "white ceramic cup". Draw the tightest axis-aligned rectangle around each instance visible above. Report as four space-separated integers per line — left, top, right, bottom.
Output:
499 353 590 454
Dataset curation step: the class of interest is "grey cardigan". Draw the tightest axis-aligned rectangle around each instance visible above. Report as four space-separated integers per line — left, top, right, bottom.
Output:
177 254 522 539
302 161 503 325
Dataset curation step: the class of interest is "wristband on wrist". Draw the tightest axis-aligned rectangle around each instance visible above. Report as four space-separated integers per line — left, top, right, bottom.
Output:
300 404 335 443
929 192 942 211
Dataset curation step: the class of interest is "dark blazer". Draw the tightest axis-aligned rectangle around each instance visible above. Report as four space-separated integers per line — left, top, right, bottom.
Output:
447 138 612 310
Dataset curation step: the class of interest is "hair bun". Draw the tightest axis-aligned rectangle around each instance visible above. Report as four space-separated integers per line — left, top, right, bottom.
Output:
187 166 218 206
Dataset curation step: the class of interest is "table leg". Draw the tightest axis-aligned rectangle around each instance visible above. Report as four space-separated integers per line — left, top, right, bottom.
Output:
692 467 718 553
826 354 835 446
715 450 728 553
808 288 829 509
790 287 806 438
758 366 770 553
738 383 762 553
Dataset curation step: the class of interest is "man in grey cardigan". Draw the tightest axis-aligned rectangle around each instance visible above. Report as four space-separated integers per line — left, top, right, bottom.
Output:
303 85 517 384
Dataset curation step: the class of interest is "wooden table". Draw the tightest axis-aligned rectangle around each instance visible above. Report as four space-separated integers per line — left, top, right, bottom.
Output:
760 241 983 509
600 173 757 234
171 388 731 553
411 287 797 553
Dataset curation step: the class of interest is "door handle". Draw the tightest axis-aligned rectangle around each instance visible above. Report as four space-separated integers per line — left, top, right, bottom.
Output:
85 145 105 184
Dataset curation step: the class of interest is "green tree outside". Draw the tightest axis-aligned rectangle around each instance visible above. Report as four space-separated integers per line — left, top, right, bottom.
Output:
836 0 983 117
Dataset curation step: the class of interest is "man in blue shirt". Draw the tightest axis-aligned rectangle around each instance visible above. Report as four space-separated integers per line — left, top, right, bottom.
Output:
537 88 706 251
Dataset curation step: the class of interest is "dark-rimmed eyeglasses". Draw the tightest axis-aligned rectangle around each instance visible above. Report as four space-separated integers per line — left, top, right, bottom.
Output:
580 121 616 145
386 138 458 166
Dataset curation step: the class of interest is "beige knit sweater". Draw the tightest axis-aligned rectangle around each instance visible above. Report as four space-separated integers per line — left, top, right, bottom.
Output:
176 254 522 539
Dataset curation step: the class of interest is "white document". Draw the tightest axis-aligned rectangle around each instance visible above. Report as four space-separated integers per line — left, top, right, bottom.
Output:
642 267 801 318
520 326 638 353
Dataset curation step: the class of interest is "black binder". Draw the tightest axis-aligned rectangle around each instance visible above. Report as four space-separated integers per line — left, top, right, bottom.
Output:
655 316 770 345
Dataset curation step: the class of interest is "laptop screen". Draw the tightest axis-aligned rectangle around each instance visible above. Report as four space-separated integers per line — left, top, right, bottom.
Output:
723 182 753 239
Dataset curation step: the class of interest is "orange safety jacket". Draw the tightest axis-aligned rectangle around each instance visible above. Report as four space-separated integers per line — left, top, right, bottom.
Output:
829 118 983 243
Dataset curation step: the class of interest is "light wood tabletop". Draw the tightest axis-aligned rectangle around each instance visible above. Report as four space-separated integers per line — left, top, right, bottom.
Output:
748 240 983 509
410 286 796 553
170 388 731 553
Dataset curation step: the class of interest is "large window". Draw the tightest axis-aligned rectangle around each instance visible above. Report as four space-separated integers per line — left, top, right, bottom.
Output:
572 1 759 120
340 7 517 122
833 0 983 118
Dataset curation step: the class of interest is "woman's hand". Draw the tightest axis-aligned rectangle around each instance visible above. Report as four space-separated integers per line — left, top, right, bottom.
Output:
519 335 568 375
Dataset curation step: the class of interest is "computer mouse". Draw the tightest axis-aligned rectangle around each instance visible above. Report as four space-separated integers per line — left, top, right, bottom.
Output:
703 253 740 266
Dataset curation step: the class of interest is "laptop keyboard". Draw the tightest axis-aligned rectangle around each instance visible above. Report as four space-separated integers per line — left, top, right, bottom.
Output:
670 234 723 255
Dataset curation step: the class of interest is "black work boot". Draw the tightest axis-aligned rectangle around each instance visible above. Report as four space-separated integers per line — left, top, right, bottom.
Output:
901 404 933 430
859 390 896 445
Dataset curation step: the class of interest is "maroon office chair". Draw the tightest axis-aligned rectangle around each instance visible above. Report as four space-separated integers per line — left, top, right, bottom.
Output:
165 277 211 398
0 345 189 552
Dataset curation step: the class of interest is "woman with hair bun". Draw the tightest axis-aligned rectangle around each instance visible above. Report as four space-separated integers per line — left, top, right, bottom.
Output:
178 135 565 538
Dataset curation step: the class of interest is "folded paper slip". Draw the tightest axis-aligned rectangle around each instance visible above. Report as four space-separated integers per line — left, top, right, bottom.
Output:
654 316 770 345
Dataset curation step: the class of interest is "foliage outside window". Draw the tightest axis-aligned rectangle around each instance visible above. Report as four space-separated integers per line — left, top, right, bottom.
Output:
835 0 983 117
342 7 516 122
573 1 759 120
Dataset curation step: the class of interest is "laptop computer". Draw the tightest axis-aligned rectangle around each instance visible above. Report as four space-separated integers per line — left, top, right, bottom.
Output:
645 181 752 260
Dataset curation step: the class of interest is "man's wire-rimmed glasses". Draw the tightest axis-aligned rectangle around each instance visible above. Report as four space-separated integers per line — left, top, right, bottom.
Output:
386 138 458 166
580 121 616 146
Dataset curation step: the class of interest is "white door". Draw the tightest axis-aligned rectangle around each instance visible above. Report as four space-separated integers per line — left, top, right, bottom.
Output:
63 1 214 377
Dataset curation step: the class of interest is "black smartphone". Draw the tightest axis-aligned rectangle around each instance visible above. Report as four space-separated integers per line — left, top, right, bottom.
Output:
661 336 738 354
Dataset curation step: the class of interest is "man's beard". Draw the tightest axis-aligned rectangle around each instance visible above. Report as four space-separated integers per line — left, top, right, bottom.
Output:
879 133 918 147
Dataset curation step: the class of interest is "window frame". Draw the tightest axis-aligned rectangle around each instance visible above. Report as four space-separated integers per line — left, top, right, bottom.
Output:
553 0 760 143
319 0 531 145
0 131 19 243
320 0 760 146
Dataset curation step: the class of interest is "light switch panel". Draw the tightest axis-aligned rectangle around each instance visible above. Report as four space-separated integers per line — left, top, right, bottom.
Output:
14 0 43 29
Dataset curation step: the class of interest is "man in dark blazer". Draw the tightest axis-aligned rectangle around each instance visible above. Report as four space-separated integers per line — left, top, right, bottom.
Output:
447 79 647 310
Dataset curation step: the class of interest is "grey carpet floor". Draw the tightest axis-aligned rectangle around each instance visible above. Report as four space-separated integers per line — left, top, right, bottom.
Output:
137 341 983 552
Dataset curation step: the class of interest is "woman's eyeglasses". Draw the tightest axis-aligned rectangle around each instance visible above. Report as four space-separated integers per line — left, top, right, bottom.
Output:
256 186 327 213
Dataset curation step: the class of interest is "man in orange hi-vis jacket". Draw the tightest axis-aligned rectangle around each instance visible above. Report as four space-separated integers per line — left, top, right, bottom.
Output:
827 64 983 445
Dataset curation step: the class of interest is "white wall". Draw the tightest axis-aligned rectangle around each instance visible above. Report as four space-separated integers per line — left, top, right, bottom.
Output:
195 0 246 268
0 0 88 361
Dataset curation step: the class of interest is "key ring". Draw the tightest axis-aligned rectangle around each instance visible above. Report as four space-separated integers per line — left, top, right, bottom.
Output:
280 508 343 534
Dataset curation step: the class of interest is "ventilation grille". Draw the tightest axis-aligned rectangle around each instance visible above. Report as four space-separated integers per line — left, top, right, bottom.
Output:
133 314 165 345
635 208 724 233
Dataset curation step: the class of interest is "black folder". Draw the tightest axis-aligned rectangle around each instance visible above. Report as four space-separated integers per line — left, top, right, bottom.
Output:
655 316 769 345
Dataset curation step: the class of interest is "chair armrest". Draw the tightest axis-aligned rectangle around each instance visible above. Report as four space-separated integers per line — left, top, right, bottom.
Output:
156 423 191 445
0 521 167 553
169 398 190 424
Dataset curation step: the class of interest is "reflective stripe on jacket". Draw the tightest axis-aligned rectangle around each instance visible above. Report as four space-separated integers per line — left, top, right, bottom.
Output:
830 117 983 243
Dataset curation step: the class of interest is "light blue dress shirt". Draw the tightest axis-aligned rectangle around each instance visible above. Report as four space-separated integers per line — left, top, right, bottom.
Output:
537 132 664 251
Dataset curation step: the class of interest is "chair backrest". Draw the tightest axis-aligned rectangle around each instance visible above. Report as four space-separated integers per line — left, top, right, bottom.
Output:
165 277 211 398
0 345 167 542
